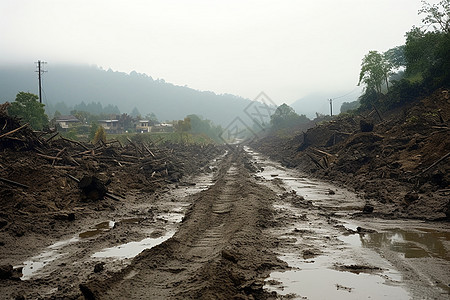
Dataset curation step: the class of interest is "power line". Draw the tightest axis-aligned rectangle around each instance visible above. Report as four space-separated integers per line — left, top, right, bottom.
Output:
332 87 360 101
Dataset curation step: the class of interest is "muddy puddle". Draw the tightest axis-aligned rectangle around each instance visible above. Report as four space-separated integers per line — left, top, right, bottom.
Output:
15 161 220 281
245 147 450 299
92 230 175 259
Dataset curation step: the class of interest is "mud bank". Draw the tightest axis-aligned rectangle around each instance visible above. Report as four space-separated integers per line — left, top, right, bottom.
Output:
245 148 450 300
251 89 450 220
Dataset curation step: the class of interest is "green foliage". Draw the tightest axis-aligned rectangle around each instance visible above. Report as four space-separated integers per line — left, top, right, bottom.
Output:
340 100 360 113
357 1 450 112
144 112 158 123
384 45 406 69
358 51 392 94
89 121 99 141
419 0 449 33
8 92 49 130
403 1 450 88
175 117 191 143
270 103 309 130
187 114 223 143
93 126 107 144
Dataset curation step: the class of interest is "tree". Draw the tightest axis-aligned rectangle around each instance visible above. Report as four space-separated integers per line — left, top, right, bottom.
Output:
93 126 106 144
403 1 450 86
358 51 392 94
340 100 360 113
130 107 141 118
89 121 99 141
384 45 406 70
419 0 449 33
270 103 309 130
8 92 49 130
175 117 191 143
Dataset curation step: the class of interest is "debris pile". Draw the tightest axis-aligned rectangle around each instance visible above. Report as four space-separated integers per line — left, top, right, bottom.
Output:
0 108 223 241
252 89 450 220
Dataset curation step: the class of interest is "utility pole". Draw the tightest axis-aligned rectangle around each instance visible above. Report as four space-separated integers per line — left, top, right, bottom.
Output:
35 60 47 103
329 99 333 116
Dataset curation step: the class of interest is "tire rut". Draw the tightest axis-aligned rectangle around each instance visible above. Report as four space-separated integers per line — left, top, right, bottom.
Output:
82 150 286 300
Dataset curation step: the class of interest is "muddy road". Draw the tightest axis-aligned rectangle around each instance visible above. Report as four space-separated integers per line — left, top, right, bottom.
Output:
1 147 449 299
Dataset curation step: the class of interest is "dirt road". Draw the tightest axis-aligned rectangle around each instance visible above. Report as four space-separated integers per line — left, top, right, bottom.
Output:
82 149 286 299
1 146 449 299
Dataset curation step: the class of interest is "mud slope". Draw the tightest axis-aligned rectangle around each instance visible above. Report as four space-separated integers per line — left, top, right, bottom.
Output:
252 89 450 220
82 150 286 299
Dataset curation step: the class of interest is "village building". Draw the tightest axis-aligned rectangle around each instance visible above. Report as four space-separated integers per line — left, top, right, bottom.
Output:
136 120 152 133
55 115 80 131
98 119 121 134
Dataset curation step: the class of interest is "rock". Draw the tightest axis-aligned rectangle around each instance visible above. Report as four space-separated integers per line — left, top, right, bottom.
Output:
78 176 107 201
94 262 105 273
221 248 238 263
404 192 419 204
362 204 374 214
0 264 13 279
54 213 75 221
360 119 374 132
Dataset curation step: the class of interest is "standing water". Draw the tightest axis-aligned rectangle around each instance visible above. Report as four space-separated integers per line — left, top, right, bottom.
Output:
245 147 449 299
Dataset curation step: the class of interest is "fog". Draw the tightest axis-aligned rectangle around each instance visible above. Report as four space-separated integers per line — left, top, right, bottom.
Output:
0 0 438 111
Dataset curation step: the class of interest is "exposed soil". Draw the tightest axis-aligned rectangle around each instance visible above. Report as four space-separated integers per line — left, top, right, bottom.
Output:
82 150 286 299
1 91 449 299
251 89 450 220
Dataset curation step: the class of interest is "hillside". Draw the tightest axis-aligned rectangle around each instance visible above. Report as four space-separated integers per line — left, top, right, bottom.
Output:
0 64 252 125
252 89 450 220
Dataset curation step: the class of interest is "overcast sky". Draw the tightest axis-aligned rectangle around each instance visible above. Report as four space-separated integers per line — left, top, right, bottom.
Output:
0 0 437 104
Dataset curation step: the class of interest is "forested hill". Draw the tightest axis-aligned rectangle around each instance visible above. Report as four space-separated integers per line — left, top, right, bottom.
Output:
0 64 252 125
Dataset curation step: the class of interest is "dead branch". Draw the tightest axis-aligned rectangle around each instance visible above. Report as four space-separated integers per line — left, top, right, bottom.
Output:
306 153 325 170
60 136 89 150
0 123 28 139
46 132 59 142
143 143 156 158
0 177 29 189
37 153 63 161
419 152 450 175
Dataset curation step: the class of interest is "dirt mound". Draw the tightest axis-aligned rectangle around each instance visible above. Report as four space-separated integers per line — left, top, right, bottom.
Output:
252 89 450 220
0 109 224 290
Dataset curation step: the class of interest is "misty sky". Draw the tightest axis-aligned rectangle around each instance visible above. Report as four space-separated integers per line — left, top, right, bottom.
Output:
0 0 437 104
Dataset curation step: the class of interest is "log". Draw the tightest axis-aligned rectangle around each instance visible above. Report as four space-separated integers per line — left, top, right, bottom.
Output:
310 147 334 157
0 123 28 139
126 137 142 156
60 137 89 150
53 165 77 169
67 174 80 183
52 147 67 166
46 132 59 142
306 153 325 170
121 154 140 160
0 177 29 189
373 105 383 121
106 139 123 148
419 152 450 175
143 143 156 158
37 153 63 161
105 192 122 201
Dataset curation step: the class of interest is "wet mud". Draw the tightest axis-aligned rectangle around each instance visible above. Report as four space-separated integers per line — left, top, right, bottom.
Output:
1 147 449 299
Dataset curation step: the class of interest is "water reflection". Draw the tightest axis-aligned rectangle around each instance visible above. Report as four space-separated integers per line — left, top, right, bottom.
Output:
360 228 450 260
